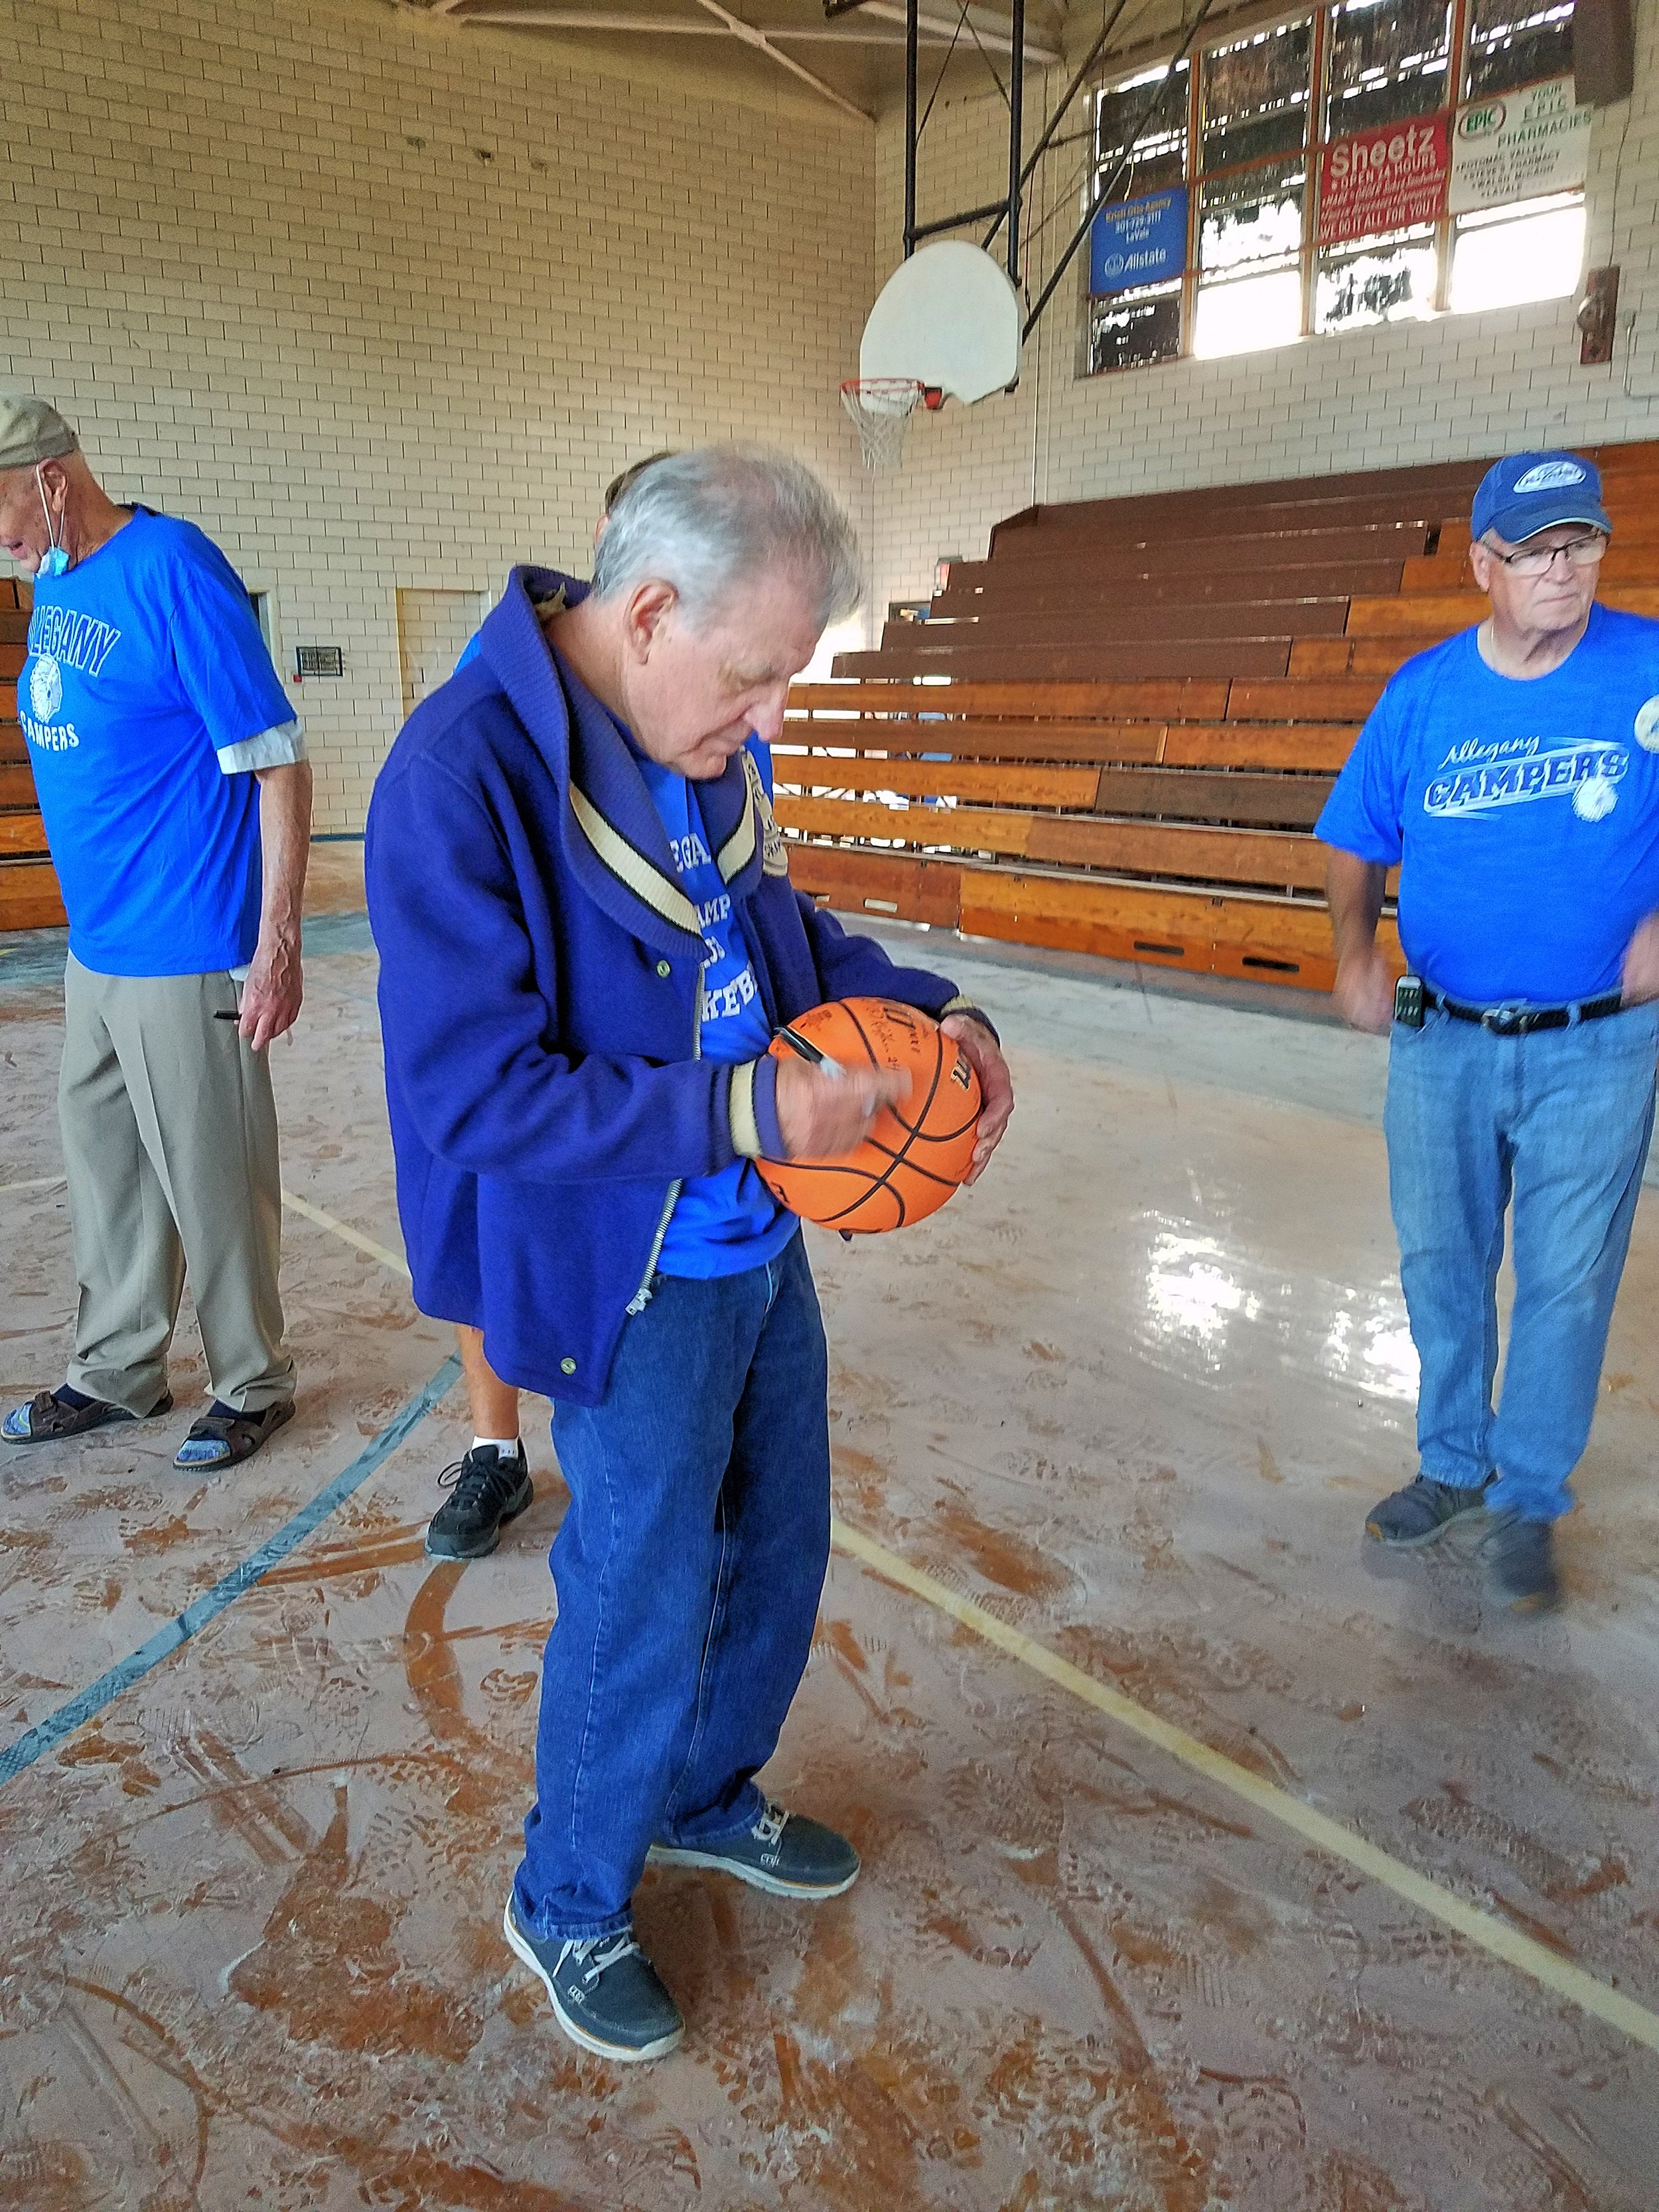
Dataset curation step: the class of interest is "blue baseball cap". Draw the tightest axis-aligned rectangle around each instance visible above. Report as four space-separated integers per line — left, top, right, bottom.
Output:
1471 451 1611 545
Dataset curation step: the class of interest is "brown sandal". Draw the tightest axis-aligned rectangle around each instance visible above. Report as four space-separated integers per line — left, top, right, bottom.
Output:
3 1387 173 1443
173 1398 295 1469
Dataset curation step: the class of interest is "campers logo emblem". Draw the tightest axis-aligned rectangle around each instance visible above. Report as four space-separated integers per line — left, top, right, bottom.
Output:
28 655 62 722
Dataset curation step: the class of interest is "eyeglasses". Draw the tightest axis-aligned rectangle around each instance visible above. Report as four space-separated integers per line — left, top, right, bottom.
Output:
1484 533 1608 577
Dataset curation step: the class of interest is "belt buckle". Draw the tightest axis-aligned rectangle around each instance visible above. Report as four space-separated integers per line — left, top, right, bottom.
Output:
1482 1003 1527 1037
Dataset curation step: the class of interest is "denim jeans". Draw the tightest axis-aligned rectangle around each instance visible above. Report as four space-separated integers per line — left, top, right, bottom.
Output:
513 1230 830 1941
1384 1002 1659 1525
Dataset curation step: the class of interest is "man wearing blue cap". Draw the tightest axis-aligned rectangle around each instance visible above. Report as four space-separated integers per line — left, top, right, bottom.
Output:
1319 450 1659 1611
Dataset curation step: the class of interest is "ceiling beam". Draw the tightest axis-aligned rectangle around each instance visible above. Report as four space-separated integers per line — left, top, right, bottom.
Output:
461 7 962 36
687 0 873 121
855 1 1059 64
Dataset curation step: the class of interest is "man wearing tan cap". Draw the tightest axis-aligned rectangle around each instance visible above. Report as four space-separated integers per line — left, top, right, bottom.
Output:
0 395 309 1468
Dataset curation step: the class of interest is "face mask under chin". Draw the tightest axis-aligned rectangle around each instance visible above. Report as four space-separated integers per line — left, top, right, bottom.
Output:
36 469 70 577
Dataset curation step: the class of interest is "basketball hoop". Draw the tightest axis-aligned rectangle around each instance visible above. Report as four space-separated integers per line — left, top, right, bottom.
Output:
840 378 936 470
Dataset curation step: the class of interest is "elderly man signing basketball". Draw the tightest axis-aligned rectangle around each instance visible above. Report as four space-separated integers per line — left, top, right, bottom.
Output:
366 447 1011 2062
1321 450 1659 1612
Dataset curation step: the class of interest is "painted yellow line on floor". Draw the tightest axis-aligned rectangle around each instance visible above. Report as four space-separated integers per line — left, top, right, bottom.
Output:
280 1187 411 1280
272 1189 1659 2059
830 1513 1659 2059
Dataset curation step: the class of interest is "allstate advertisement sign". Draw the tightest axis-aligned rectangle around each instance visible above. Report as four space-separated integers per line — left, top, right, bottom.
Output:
1449 75 1593 214
1090 188 1188 297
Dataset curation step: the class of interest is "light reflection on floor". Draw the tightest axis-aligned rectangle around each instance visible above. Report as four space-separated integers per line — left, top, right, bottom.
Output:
0 928 1654 2209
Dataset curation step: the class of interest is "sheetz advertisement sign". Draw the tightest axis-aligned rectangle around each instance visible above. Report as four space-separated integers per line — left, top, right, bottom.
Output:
1317 114 1450 247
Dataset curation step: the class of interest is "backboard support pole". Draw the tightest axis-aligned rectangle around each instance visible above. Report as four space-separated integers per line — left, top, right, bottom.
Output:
1021 0 1214 342
897 0 1026 276
904 0 918 256
1005 0 1024 281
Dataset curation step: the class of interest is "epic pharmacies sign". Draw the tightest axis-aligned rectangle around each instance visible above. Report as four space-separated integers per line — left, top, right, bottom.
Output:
1317 113 1450 247
1449 76 1593 214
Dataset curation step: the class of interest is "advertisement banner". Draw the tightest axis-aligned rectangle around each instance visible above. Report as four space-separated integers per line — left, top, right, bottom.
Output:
1317 114 1449 247
1090 187 1189 296
1449 76 1593 215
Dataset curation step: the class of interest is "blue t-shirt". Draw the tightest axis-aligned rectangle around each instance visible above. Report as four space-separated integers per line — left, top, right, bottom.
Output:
1317 606 1659 1003
636 755 796 1278
21 510 297 975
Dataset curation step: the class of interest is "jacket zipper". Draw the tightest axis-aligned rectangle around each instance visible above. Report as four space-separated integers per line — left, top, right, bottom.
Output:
625 956 703 1315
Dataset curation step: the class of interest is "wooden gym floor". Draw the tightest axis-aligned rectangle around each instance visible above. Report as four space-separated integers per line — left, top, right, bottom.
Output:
0 862 1655 2211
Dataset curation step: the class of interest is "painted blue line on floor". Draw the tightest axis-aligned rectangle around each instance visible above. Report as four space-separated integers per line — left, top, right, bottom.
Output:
0 1353 461 1791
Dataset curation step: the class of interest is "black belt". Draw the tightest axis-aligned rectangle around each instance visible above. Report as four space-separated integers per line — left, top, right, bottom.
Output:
1425 987 1624 1036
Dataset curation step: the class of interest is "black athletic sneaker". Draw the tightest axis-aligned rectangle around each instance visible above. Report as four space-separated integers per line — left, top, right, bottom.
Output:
501 1899 684 2061
425 1443 533 1560
1365 1471 1494 1548
1484 1512 1561 1611
648 1799 860 1899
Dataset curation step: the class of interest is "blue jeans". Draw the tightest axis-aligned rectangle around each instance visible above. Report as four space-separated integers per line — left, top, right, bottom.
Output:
1384 1003 1658 1524
513 1231 830 1941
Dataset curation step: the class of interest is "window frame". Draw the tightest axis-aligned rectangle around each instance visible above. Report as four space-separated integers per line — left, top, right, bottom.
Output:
1088 0 1583 372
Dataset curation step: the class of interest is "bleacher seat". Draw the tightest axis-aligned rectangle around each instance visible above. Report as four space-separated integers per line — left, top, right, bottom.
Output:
782 443 1659 992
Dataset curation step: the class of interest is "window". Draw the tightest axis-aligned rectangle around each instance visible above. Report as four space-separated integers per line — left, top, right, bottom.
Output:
1194 267 1305 355
1325 0 1452 138
1316 226 1439 332
1091 61 1192 364
1096 60 1190 202
1449 190 1587 312
1092 283 1184 372
1200 153 1307 273
1088 0 1583 373
1200 19 1313 169
1465 0 1573 101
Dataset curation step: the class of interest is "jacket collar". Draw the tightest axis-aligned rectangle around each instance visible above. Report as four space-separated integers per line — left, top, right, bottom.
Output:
476 567 765 956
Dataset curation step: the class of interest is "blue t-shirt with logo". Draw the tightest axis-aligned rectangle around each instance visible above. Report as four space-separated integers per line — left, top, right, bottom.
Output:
21 509 296 975
1317 605 1659 1003
636 756 796 1278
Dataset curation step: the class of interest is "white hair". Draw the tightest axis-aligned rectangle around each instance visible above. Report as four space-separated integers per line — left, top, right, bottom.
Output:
590 445 863 631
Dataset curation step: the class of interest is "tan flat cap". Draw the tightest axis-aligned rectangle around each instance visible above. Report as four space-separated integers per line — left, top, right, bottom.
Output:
0 394 79 471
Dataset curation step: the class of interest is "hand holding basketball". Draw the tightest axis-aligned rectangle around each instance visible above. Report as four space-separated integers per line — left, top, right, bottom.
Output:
775 1052 910 1160
759 997 999 1233
941 1012 1013 1183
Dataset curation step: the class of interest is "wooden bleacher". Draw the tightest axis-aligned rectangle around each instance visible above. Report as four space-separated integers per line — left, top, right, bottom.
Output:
7 447 1659 976
0 576 64 932
782 443 1659 993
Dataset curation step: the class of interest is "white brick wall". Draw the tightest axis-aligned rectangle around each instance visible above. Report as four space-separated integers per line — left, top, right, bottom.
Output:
14 0 1654 780
870 29 1659 623
0 0 877 828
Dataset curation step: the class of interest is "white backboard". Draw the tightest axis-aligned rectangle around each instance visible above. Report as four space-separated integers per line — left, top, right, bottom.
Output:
859 240 1021 405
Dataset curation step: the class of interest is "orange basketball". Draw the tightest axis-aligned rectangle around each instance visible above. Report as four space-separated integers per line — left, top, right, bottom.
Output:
758 997 981 1233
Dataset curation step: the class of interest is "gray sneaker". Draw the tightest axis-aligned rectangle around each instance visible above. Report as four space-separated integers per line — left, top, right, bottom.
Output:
1484 1512 1561 1611
648 1800 859 1900
501 1899 684 2062
1365 1471 1494 1548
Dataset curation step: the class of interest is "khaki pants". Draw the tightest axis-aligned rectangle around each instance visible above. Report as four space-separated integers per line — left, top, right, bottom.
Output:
59 954 295 1416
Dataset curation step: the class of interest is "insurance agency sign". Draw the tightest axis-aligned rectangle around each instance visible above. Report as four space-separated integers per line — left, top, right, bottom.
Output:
1449 75 1593 214
1090 188 1189 295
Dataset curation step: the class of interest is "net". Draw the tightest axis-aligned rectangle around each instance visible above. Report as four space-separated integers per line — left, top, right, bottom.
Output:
840 378 925 470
